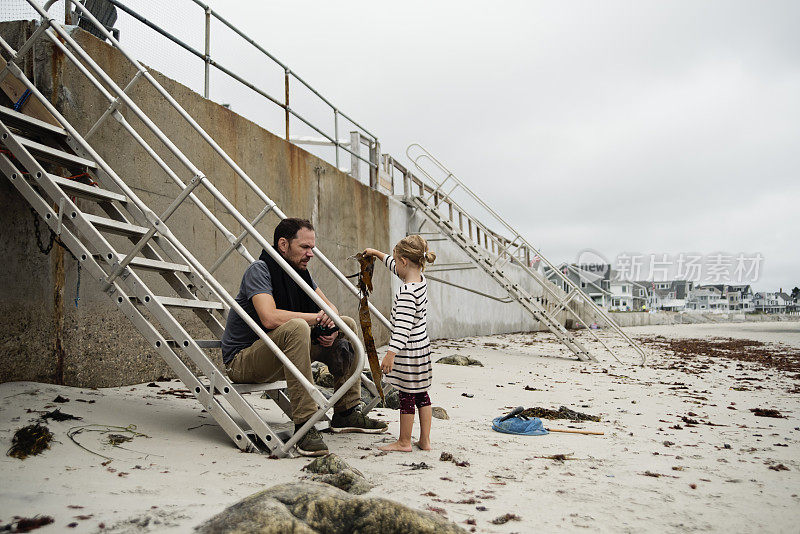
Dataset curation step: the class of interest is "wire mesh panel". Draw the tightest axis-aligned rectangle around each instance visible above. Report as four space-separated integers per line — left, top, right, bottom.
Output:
109 0 206 95
1 0 66 23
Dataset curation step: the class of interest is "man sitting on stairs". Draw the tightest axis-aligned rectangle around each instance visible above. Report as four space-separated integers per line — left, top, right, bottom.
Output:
221 217 387 456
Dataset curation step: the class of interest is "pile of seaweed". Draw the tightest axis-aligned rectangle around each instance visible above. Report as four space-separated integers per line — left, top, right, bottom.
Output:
1 515 54 532
6 424 53 460
520 406 600 422
640 336 800 373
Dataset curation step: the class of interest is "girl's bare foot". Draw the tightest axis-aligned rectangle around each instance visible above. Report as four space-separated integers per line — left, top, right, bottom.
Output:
414 440 432 451
379 440 412 452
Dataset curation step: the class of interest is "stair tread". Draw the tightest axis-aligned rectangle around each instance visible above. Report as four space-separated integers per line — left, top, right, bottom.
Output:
103 254 190 273
129 295 224 310
0 105 67 138
15 135 96 168
49 173 127 203
84 213 148 236
155 296 224 310
231 382 287 394
166 339 221 349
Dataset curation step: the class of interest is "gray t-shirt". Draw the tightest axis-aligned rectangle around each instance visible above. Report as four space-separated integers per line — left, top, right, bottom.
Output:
221 260 317 364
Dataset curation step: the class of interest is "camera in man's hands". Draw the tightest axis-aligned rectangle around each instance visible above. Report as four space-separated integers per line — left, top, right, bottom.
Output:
310 323 339 344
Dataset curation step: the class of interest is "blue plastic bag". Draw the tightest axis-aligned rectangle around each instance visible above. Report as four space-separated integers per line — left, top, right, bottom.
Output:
491 416 549 436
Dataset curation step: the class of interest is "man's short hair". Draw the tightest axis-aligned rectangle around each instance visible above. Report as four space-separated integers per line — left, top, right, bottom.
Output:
273 217 314 248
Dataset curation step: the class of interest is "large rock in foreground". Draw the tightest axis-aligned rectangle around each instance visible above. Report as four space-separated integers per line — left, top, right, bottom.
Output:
196 481 467 534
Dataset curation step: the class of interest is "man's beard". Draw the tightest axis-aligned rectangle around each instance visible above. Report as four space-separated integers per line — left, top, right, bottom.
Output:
284 254 307 271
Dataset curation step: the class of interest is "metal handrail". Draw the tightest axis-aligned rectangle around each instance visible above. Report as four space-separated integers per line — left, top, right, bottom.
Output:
27 0 368 453
405 143 647 365
100 0 377 173
384 153 530 267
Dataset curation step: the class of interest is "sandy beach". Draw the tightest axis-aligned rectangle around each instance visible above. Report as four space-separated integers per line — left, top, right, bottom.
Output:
1 321 799 533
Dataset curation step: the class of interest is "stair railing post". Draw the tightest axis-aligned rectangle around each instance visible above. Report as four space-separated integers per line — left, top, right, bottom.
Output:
284 68 290 140
333 108 339 169
350 130 360 182
203 5 210 99
369 138 379 190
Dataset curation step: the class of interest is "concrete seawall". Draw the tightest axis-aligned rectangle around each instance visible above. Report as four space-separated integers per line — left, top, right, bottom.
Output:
608 311 800 328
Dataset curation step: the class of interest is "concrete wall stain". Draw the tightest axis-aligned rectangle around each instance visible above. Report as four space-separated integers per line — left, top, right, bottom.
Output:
50 34 66 386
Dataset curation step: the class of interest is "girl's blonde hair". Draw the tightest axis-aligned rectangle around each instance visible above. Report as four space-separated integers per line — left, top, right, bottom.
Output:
393 235 436 270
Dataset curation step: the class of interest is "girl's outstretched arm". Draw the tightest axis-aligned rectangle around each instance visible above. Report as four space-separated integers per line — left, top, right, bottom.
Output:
363 248 387 261
365 248 400 278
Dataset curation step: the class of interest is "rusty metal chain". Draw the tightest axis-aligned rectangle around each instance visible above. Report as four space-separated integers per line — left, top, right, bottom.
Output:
30 208 81 307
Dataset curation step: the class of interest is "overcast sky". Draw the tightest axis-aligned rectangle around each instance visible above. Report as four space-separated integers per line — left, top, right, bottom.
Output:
34 0 800 292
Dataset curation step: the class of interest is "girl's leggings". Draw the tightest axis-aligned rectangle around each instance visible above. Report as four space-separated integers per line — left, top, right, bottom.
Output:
398 391 431 415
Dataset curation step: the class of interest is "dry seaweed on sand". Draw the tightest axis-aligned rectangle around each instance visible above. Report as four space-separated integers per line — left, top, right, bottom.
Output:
400 462 432 470
106 434 134 446
67 424 149 460
530 453 578 462
641 471 679 479
750 408 784 418
6 424 54 460
491 513 521 525
1 515 55 532
157 388 193 399
520 406 601 422
440 451 470 467
40 408 82 422
639 336 800 374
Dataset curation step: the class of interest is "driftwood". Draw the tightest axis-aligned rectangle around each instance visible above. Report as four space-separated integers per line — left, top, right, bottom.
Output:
546 428 605 435
354 253 385 404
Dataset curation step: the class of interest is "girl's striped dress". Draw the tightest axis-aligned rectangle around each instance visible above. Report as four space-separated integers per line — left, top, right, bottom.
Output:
383 256 433 393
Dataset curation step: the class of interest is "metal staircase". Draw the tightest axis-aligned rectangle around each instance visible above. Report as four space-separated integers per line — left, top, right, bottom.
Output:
402 144 647 365
0 0 389 457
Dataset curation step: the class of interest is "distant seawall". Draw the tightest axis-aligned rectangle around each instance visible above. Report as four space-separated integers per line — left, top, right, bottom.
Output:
609 312 800 328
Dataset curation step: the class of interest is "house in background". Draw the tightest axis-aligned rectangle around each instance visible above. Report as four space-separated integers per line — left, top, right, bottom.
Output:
788 291 800 313
635 280 693 311
543 263 612 308
686 286 723 312
541 263 795 315
608 276 648 311
753 292 787 313
697 284 754 312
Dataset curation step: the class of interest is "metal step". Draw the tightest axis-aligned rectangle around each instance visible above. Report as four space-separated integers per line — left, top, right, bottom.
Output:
232 381 287 394
153 295 224 310
0 105 67 139
84 213 149 236
167 339 221 349
50 173 127 203
102 254 190 274
15 135 96 168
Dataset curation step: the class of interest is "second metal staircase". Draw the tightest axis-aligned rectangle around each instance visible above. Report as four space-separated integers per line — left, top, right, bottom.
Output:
399 144 647 365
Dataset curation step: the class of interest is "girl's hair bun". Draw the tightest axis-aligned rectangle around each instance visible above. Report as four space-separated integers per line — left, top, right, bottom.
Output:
394 235 436 270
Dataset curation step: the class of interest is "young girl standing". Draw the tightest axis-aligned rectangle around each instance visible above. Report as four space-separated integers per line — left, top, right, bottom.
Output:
364 236 436 452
